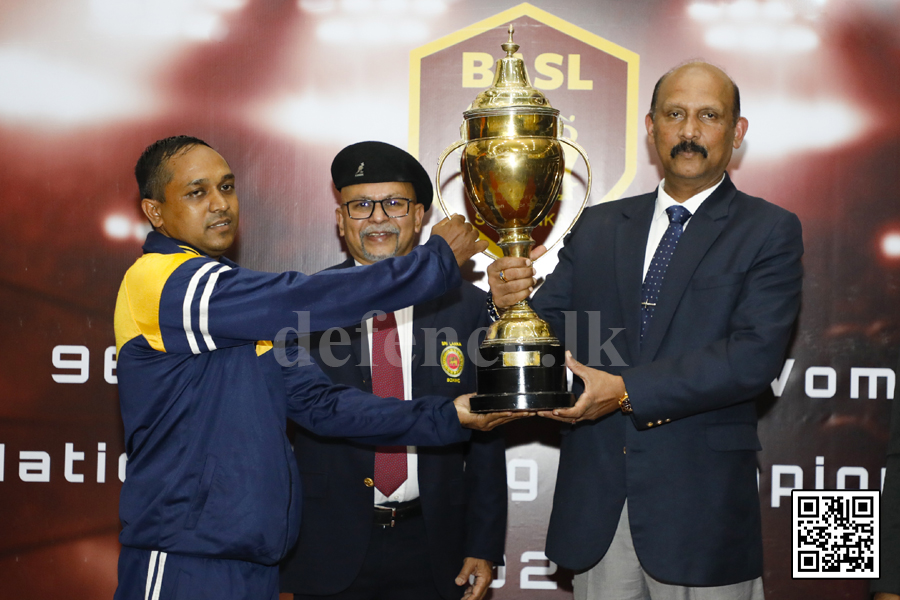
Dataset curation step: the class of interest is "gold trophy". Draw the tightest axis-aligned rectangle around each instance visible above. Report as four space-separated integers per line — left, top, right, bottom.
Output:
435 25 592 412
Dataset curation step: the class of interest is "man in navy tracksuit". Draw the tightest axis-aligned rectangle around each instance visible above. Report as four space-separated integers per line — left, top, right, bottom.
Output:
113 136 512 600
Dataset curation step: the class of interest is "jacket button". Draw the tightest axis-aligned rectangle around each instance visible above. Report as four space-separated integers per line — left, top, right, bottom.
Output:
665 418 671 423
363 478 374 487
657 420 663 425
623 446 627 454
646 422 654 427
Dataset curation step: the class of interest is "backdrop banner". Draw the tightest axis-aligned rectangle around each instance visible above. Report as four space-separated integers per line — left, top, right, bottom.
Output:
1 1 897 598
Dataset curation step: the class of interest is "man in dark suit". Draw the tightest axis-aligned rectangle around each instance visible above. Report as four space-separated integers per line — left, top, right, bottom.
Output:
280 142 508 600
490 62 803 598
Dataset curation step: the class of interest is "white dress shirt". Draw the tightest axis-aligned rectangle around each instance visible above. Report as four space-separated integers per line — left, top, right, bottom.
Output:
641 175 725 281
359 284 419 505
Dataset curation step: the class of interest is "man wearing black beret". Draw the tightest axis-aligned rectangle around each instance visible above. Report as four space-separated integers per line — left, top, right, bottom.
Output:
280 141 508 600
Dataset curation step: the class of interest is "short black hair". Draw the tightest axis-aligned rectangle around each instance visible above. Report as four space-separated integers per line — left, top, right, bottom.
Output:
135 135 212 202
648 61 741 127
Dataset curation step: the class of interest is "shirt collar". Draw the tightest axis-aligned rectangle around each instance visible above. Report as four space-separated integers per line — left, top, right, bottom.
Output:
653 174 725 223
142 230 234 266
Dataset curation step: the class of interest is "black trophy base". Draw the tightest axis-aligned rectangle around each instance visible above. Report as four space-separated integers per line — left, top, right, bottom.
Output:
470 391 574 412
470 343 574 413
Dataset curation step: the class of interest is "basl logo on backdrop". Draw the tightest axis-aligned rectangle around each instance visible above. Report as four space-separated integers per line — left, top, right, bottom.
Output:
410 3 640 256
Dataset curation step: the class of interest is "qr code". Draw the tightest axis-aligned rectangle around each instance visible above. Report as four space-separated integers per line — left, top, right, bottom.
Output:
792 490 879 578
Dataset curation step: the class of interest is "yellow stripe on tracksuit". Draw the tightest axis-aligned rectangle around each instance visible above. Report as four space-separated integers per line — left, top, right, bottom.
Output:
114 252 202 354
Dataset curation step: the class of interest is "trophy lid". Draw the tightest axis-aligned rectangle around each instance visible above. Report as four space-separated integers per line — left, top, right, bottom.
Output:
465 25 557 115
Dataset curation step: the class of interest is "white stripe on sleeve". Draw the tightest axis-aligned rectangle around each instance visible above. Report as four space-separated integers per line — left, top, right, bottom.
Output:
183 261 219 354
200 265 232 352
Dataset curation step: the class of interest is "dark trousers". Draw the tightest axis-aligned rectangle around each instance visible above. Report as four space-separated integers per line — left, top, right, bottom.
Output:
294 513 444 600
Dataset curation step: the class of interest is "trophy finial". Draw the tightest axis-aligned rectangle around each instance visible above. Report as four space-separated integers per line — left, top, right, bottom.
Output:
466 25 553 110
501 24 519 56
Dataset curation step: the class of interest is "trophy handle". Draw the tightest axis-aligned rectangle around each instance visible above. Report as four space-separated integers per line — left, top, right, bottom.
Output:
434 139 467 220
543 137 593 257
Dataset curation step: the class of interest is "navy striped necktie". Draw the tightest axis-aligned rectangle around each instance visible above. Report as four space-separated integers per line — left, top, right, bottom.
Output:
641 205 692 342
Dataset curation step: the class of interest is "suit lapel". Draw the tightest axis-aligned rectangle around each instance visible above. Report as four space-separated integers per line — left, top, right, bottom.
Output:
352 321 370 385
639 175 736 362
330 259 372 384
411 301 436 376
616 194 656 365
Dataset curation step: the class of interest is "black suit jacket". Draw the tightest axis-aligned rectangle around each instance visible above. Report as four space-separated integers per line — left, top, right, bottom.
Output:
533 174 803 586
280 259 507 599
873 356 900 595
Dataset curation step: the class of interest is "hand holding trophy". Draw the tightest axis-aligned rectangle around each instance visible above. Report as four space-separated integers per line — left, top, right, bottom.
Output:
435 25 592 412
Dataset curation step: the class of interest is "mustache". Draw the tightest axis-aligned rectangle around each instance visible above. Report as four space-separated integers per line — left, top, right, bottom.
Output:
206 214 233 227
670 141 708 159
361 223 400 236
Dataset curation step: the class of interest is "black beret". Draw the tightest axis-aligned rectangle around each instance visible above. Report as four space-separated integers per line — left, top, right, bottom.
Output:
331 141 433 211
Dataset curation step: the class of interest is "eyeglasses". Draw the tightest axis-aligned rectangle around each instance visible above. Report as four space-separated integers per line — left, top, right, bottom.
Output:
342 198 414 220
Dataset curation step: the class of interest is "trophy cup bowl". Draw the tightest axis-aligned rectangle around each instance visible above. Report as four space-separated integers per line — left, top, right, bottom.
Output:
435 26 592 412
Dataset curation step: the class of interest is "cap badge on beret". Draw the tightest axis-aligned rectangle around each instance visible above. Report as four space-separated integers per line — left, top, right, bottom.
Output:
355 162 365 177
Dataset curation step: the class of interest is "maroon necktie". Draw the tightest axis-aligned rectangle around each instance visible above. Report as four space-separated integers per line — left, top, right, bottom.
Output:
371 312 407 497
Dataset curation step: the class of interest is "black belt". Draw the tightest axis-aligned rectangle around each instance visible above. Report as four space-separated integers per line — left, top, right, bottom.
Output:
373 498 422 527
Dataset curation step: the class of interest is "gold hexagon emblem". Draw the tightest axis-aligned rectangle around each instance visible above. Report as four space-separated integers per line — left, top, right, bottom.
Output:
410 3 640 257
